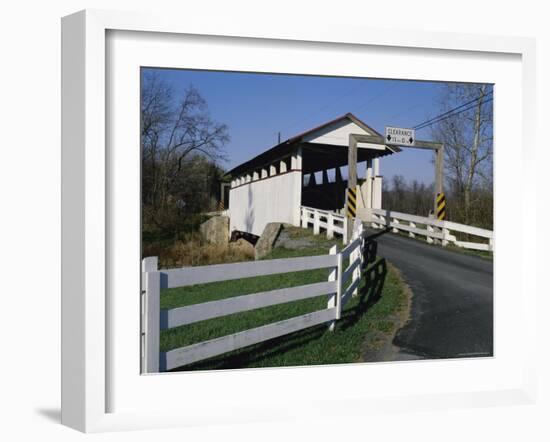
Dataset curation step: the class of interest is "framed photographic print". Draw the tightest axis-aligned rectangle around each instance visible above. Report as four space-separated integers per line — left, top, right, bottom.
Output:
61 9 536 432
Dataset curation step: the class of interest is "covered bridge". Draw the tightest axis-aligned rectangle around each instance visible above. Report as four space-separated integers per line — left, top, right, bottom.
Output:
225 113 400 237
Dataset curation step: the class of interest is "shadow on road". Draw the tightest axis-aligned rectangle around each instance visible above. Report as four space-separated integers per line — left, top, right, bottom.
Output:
363 227 390 264
363 227 390 241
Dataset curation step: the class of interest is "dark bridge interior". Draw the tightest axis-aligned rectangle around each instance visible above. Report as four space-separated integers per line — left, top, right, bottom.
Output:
301 177 348 211
300 143 374 211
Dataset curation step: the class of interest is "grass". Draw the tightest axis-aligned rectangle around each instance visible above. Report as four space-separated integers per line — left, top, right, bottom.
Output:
158 226 408 371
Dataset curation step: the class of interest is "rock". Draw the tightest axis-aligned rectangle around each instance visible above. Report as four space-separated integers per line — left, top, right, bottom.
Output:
255 222 283 260
199 216 229 245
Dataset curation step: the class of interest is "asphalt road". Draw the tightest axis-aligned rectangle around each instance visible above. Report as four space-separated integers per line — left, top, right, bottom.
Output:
366 229 493 360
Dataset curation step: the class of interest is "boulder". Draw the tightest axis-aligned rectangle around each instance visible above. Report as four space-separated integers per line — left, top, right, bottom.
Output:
199 216 229 245
255 222 283 260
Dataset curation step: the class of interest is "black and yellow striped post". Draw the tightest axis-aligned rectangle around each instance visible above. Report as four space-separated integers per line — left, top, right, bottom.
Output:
218 200 224 211
346 187 357 218
436 192 446 220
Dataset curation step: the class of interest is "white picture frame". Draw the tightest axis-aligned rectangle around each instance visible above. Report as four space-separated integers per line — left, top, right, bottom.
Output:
61 9 537 433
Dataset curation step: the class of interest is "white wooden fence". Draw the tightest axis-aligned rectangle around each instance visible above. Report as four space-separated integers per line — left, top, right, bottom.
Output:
369 208 494 251
300 205 349 243
142 222 365 373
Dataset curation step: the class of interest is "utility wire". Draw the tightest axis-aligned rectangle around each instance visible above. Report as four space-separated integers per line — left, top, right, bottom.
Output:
415 90 493 128
280 82 366 136
414 98 493 132
385 102 425 122
412 90 493 131
279 82 398 139
350 83 399 115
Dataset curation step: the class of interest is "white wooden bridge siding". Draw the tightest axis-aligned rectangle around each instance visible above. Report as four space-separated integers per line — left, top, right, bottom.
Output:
304 118 382 151
229 170 301 236
228 116 392 237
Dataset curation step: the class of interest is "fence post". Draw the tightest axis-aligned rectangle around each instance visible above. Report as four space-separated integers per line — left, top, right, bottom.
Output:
142 257 160 373
301 208 308 228
409 221 416 238
427 224 435 244
313 210 320 235
327 245 339 331
373 214 384 230
142 256 158 273
352 220 363 297
442 227 449 247
327 212 334 239
392 218 400 233
343 216 348 245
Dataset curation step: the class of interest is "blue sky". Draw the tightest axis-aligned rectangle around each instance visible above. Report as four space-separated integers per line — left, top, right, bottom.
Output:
144 68 451 185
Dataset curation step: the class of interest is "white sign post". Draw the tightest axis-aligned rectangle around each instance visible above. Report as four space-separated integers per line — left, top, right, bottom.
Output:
385 126 415 146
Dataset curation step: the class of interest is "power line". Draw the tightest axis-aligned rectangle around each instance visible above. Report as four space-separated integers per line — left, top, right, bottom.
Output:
279 82 366 136
385 102 425 122
415 90 493 129
412 90 493 131
416 98 493 134
350 83 399 115
280 82 398 139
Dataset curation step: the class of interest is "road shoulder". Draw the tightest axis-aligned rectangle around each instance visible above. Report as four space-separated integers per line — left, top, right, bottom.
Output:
359 262 415 362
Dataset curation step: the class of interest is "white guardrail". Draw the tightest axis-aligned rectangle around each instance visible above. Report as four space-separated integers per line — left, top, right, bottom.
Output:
141 223 364 373
370 208 494 252
300 205 349 243
299 205 493 252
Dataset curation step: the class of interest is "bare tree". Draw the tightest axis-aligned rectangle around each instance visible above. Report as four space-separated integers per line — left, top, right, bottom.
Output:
141 71 230 232
430 84 493 223
383 175 433 217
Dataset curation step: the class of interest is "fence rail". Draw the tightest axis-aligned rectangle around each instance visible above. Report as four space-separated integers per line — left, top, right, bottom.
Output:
155 253 338 289
142 222 365 373
162 308 338 370
160 280 337 329
300 205 348 243
370 208 493 251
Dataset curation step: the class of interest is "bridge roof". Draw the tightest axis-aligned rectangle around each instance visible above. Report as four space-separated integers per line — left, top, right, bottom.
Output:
226 113 399 177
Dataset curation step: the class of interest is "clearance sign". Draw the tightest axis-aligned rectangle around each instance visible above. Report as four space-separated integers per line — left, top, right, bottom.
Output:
385 126 415 146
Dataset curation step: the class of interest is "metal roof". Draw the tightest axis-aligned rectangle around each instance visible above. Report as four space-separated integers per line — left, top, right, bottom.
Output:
225 113 397 177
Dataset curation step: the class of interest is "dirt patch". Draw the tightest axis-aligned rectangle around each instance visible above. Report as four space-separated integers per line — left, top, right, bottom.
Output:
359 263 414 362
274 227 315 249
273 224 335 250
